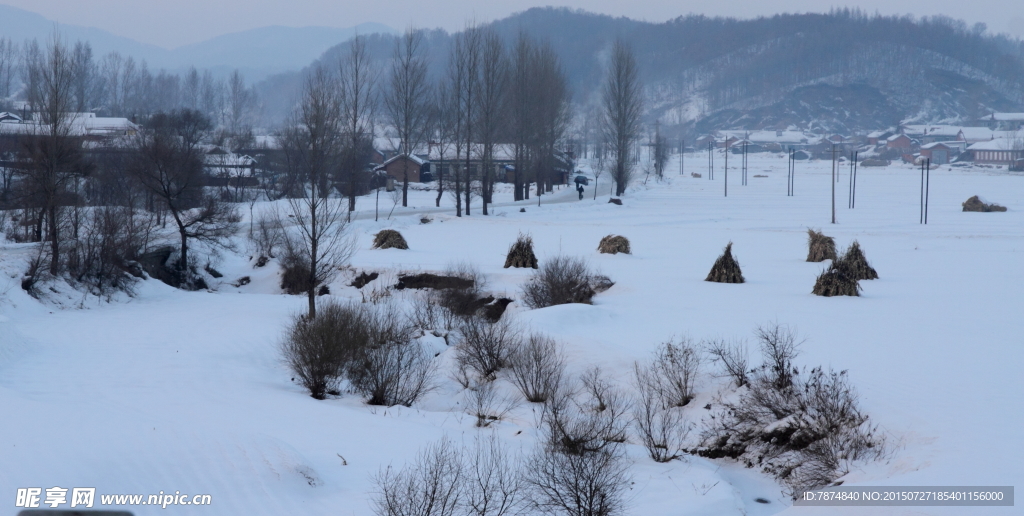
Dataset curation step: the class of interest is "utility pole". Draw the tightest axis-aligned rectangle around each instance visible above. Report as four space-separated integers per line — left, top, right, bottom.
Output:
724 138 729 197
923 158 931 224
851 152 858 208
831 144 837 224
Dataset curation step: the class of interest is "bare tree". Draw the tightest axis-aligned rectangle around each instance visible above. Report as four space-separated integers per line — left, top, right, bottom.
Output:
529 43 571 200
0 37 18 103
373 438 464 516
465 434 525 516
601 40 644 196
508 33 533 201
454 27 481 215
632 362 690 462
129 110 239 284
338 35 378 218
475 30 508 215
525 439 630 516
280 66 355 317
20 34 81 275
507 333 566 403
226 69 257 136
384 29 431 208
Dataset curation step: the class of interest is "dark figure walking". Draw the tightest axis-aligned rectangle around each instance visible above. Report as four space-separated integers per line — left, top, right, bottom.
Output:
577 184 584 200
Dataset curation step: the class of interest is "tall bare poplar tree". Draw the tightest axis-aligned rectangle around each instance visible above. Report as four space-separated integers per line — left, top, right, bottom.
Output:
602 40 643 197
384 29 431 208
338 35 378 219
281 67 354 319
22 35 80 275
475 29 508 215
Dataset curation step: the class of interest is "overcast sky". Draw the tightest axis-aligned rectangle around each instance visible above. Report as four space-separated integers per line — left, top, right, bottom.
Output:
4 0 1023 49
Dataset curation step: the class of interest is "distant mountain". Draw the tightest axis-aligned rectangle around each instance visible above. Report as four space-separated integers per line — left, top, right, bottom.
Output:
0 4 394 80
281 7 1024 133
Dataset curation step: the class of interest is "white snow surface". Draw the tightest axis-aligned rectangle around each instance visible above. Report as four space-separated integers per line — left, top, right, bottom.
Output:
1 153 1022 515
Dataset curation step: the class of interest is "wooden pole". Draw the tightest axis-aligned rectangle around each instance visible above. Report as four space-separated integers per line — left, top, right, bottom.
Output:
924 158 931 224
724 139 729 197
831 144 837 224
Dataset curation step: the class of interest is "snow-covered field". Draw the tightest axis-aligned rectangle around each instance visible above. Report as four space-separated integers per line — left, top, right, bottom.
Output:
1 153 1022 515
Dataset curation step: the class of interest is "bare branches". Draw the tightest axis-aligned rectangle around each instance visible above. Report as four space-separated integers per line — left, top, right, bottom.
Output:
507 333 566 403
601 40 644 197
384 29 431 208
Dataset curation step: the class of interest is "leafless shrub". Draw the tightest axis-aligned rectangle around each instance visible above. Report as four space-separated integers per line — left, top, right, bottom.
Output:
465 434 525 516
525 441 629 516
456 316 521 382
542 371 629 456
250 208 285 259
281 300 371 399
632 362 690 462
373 437 464 516
756 323 800 390
349 302 435 406
507 334 566 403
65 206 151 296
647 338 702 407
279 235 313 295
701 366 882 494
465 381 521 428
696 324 882 494
705 338 750 387
521 256 597 309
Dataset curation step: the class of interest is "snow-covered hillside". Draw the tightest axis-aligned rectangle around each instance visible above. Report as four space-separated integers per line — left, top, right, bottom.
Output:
1 154 1021 515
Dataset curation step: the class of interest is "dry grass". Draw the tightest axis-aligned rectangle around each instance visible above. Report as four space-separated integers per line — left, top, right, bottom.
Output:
705 242 745 283
812 264 860 297
962 195 1007 212
372 229 409 250
837 241 878 280
806 229 837 262
597 235 631 255
504 232 539 269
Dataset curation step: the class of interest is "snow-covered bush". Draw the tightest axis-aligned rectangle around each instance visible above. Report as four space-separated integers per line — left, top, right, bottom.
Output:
455 315 521 382
348 302 434 406
281 300 371 399
631 361 690 463
697 324 883 494
521 256 597 308
507 333 566 403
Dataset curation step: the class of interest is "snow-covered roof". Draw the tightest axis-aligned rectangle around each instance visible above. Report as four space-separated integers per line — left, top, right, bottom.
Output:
718 130 814 144
866 130 888 138
968 138 1023 151
374 153 427 170
903 124 960 138
0 114 137 137
0 112 22 122
921 142 953 150
887 134 909 142
991 113 1024 121
426 143 517 162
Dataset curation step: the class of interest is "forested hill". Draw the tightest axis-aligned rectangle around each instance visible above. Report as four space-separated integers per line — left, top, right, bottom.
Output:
261 8 1024 133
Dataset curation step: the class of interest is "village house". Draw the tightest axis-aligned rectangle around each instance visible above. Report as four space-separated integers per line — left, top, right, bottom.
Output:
373 153 429 183
968 138 1024 167
919 142 954 165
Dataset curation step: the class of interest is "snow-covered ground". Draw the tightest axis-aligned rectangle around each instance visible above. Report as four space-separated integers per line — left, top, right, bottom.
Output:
1 153 1022 515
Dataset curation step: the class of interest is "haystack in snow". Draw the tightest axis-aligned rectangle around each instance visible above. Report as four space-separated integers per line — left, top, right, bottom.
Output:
705 242 745 283
598 235 631 255
812 264 860 297
962 195 1007 212
372 229 408 250
504 233 539 269
806 229 837 262
837 241 878 280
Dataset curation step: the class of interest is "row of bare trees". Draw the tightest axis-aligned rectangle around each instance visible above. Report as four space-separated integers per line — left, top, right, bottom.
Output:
0 36 260 134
